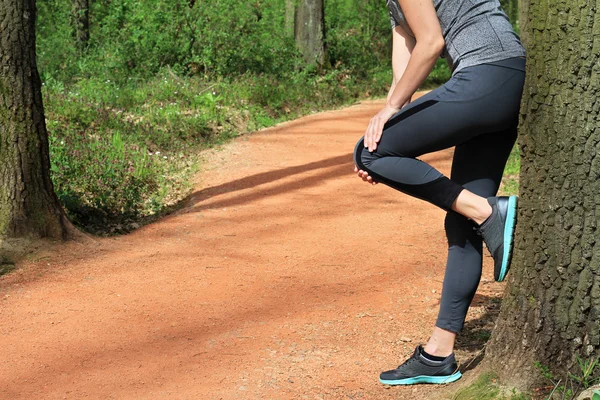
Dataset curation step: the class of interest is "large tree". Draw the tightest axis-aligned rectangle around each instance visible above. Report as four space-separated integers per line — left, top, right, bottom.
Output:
485 0 600 391
0 0 78 240
294 0 326 65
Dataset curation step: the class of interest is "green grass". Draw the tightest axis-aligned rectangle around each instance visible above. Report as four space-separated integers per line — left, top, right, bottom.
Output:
45 66 396 234
500 144 520 196
450 373 530 400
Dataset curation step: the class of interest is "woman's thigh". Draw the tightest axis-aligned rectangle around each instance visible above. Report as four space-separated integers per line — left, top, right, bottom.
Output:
371 64 525 160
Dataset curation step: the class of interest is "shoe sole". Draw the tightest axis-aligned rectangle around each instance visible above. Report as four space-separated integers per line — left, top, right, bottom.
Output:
497 196 518 282
379 371 462 385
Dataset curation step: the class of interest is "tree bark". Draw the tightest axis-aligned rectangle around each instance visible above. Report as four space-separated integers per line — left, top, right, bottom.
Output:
72 0 90 49
485 0 600 390
294 0 326 65
0 0 78 240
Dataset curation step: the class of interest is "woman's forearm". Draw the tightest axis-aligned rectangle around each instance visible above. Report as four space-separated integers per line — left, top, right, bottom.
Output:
386 82 397 103
387 41 443 109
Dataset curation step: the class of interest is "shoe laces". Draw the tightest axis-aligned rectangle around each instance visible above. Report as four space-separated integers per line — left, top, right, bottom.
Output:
396 355 418 370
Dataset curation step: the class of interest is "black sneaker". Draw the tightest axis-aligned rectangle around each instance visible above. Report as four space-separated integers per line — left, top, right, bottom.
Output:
379 346 462 385
476 196 518 282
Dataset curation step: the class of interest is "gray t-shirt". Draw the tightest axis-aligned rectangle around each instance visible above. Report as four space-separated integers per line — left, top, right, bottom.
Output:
387 0 526 74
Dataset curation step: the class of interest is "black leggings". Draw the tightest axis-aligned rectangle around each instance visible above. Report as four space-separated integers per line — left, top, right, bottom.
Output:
354 57 525 333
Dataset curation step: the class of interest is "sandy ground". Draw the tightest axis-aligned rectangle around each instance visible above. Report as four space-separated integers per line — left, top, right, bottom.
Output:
0 97 505 399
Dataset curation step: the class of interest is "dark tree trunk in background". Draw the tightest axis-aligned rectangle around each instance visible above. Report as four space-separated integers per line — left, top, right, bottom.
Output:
485 0 600 391
500 0 519 28
507 0 518 28
0 0 78 240
294 0 326 65
285 0 295 38
72 0 90 49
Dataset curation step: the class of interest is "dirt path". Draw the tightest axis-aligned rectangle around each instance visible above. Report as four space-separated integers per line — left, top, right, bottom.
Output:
0 97 504 400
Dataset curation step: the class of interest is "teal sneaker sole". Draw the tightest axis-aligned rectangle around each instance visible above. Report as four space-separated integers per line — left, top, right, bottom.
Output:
498 195 518 282
379 371 462 385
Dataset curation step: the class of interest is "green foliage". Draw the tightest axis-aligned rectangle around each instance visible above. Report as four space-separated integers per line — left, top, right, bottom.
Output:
325 0 391 77
535 358 600 400
450 373 530 400
534 361 555 381
500 144 520 196
36 0 451 233
44 67 392 233
570 357 600 391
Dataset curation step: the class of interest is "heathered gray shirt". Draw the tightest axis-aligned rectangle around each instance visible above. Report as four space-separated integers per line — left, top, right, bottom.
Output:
387 0 526 74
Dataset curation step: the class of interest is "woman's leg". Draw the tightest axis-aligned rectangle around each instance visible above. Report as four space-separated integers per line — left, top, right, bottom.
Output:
353 61 525 214
425 127 518 356
374 59 525 385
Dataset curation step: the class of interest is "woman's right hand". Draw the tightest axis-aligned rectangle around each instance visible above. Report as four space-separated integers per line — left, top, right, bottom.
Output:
354 165 378 185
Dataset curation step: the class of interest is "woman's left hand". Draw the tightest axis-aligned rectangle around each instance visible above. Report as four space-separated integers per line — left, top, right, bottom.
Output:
364 105 400 152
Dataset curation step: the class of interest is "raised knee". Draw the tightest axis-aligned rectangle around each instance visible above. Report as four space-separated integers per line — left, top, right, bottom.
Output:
353 137 378 170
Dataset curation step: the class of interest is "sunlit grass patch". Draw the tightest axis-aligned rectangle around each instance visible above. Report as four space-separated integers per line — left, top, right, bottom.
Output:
450 373 530 400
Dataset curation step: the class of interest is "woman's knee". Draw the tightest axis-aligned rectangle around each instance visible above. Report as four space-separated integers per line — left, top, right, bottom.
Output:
353 137 380 171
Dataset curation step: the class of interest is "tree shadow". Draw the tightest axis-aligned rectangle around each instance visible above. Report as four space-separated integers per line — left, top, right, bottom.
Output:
181 149 453 213
185 153 353 207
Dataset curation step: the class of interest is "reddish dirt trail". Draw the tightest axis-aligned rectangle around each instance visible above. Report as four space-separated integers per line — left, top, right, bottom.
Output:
0 97 504 399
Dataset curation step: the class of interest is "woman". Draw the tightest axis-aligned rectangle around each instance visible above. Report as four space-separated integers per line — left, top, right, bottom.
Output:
353 0 526 386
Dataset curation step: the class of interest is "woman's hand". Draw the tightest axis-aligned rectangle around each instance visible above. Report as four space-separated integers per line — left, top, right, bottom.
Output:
364 105 400 152
354 165 378 185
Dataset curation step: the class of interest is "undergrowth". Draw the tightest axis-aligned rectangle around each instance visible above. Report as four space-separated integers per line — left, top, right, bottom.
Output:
450 373 530 400
44 67 394 234
37 0 453 235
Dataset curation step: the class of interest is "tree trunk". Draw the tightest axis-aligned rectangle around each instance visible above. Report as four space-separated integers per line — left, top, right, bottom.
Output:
508 0 519 29
72 0 90 49
0 0 78 240
500 0 519 28
294 0 326 65
485 0 600 391
285 0 295 38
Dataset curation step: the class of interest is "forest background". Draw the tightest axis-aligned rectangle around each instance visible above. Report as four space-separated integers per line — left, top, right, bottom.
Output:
39 0 517 235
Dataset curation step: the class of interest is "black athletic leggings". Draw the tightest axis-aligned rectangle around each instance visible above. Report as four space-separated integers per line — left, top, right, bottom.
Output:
354 57 525 333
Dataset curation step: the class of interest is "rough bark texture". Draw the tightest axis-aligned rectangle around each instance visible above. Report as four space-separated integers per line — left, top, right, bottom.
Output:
294 0 325 65
72 0 90 49
485 0 600 389
0 0 77 240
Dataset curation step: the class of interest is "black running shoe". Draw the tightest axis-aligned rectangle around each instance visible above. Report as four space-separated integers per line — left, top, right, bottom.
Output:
379 346 462 385
476 196 518 282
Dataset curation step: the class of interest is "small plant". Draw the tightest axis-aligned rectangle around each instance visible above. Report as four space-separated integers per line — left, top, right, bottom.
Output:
534 357 600 400
570 357 600 394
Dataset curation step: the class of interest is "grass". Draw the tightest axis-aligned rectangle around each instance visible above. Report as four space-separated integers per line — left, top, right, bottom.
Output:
44 66 395 235
499 144 520 196
450 373 530 400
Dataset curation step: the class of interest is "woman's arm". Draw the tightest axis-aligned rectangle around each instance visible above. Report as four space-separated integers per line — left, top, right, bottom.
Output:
387 25 416 104
364 0 444 152
386 0 444 109
355 25 416 185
